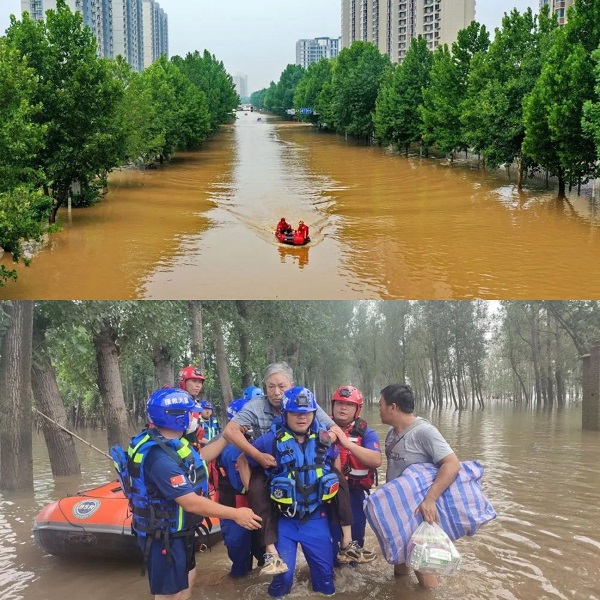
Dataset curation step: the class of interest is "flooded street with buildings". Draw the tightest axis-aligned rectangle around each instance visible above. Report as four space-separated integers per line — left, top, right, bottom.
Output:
2 115 600 300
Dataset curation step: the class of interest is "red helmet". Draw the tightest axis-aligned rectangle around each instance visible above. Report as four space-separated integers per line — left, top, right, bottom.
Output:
178 366 206 390
332 385 364 417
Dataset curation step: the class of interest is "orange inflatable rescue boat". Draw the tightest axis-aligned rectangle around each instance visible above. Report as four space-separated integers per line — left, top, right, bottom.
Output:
33 481 221 560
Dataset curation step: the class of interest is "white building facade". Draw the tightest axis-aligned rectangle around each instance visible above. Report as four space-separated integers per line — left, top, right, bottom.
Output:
232 74 248 98
341 0 475 62
296 37 342 69
142 0 168 69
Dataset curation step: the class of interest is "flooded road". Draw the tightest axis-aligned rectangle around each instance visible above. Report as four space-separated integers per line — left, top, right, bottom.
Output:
2 115 600 299
1 405 599 600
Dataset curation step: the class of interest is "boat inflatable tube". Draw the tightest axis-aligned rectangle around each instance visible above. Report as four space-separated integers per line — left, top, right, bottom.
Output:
275 232 310 246
364 461 496 565
33 481 221 561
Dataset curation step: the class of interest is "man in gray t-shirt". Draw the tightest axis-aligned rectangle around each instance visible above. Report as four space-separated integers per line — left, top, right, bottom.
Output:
384 417 453 481
379 384 460 589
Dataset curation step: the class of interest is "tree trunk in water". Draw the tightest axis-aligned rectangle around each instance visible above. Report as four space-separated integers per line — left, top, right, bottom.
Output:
236 301 253 388
557 176 566 198
212 315 234 407
152 345 174 388
49 182 69 224
554 317 566 408
545 316 554 408
509 350 530 405
93 319 130 449
0 301 34 491
31 316 81 476
189 301 205 372
529 304 543 409
517 158 524 190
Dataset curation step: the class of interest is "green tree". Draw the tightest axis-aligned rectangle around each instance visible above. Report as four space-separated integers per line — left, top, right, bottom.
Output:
523 1 598 196
420 23 489 158
420 45 463 156
138 56 211 161
293 58 333 124
172 50 239 131
582 49 600 157
0 37 45 190
329 41 390 140
250 87 268 110
462 8 550 187
5 1 125 222
263 64 305 115
374 37 432 153
452 21 491 87
0 187 51 284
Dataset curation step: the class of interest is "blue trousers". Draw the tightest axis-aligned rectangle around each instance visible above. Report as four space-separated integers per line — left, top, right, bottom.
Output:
268 510 335 598
220 518 264 578
220 518 253 578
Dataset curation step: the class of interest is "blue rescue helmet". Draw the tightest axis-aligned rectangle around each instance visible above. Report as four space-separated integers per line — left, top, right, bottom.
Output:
226 397 249 422
281 386 317 415
147 388 196 432
200 401 215 411
243 386 262 401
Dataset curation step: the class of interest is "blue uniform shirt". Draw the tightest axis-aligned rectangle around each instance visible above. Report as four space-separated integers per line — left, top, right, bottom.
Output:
219 443 245 494
358 426 381 452
144 446 196 501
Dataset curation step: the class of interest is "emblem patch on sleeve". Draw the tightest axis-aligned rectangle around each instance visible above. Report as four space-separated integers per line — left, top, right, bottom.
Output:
170 474 186 487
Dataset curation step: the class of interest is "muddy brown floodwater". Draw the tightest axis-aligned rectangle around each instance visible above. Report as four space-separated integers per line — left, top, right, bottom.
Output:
1 405 599 600
2 114 600 299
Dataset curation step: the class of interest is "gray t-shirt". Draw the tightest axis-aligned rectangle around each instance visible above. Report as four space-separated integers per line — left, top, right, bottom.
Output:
385 417 453 482
232 395 334 437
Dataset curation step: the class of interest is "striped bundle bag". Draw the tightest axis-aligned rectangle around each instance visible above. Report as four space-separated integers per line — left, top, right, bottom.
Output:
364 461 496 565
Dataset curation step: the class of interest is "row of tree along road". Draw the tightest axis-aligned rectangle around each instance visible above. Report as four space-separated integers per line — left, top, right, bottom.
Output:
0 299 599 490
253 1 600 199
0 0 239 286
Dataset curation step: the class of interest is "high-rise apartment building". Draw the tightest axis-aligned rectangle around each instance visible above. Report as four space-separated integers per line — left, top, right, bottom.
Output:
21 0 167 71
540 0 574 26
232 74 248 99
296 37 342 69
341 0 475 62
112 0 144 71
142 0 168 69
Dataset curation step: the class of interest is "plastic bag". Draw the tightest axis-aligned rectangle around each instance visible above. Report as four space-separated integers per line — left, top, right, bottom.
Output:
406 521 461 575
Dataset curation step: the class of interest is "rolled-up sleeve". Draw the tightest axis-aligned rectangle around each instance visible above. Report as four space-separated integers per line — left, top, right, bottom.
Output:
316 404 334 428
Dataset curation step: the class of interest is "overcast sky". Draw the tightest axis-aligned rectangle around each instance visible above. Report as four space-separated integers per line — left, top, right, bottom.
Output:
2 0 539 92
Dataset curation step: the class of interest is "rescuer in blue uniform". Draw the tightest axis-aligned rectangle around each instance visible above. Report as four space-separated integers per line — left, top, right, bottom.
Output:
247 386 339 597
199 400 221 442
115 388 262 600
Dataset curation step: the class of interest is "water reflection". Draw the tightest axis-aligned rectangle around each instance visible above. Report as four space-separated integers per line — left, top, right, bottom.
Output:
277 244 310 269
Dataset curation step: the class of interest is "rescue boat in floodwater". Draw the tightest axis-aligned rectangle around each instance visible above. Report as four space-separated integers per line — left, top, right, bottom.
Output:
33 481 221 561
275 231 311 246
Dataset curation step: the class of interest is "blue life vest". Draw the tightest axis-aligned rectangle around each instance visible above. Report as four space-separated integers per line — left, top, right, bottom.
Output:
201 417 220 440
268 421 339 519
119 429 208 539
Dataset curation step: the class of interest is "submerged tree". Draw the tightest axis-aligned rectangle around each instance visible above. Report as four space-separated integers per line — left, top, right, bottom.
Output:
329 41 390 140
0 301 34 491
374 36 432 153
5 0 124 222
